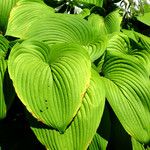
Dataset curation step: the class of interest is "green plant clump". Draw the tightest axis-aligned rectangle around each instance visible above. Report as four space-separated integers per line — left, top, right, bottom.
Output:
0 0 150 149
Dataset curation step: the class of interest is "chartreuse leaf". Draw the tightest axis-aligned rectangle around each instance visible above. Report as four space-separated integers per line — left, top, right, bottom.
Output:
28 69 105 150
88 104 111 150
102 33 150 144
123 30 150 50
76 0 103 7
88 10 122 36
0 0 19 33
88 133 108 150
137 3 150 26
19 0 44 2
6 0 54 37
137 13 150 26
133 31 150 50
0 35 14 119
8 40 91 132
122 29 137 42
132 137 146 150
123 30 150 73
6 11 107 61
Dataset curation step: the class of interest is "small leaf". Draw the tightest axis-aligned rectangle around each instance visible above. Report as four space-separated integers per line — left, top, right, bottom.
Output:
88 133 108 150
132 137 145 150
0 0 19 33
137 3 150 26
76 0 103 7
88 10 122 36
137 12 150 26
0 35 14 119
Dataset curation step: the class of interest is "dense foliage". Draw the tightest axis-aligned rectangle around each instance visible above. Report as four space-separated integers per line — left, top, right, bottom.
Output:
0 0 150 149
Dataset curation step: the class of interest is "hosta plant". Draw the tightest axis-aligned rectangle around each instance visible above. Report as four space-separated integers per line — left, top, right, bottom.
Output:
0 0 150 149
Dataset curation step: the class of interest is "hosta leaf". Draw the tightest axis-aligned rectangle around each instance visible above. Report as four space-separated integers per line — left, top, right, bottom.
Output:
19 0 44 2
88 133 108 150
76 0 103 7
0 0 19 33
88 104 111 150
123 30 150 74
6 11 107 61
0 35 9 57
132 137 146 150
0 35 14 119
133 31 150 50
28 69 105 150
144 3 150 13
137 12 150 26
88 14 107 36
122 29 138 42
105 10 122 34
0 60 8 119
88 10 122 36
137 3 150 26
102 33 150 144
8 40 91 132
6 0 54 37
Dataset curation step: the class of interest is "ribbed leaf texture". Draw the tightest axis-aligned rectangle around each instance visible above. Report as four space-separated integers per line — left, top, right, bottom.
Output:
102 33 150 144
88 10 122 36
132 137 147 150
8 40 93 132
0 0 19 33
88 133 108 150
0 35 14 119
29 69 105 150
6 0 54 37
6 4 107 61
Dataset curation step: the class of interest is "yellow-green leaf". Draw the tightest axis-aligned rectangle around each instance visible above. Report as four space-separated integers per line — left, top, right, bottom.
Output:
8 40 91 132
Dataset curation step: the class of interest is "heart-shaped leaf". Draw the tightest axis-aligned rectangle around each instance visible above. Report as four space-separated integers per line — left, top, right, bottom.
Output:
8 40 91 132
28 69 105 150
102 33 150 144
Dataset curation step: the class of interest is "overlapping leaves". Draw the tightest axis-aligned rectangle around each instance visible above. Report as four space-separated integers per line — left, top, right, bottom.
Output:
4 0 150 148
0 35 14 119
6 2 107 61
88 133 108 150
132 137 148 150
8 39 106 149
88 10 122 36
137 4 150 26
8 40 92 132
29 69 105 150
102 33 150 144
